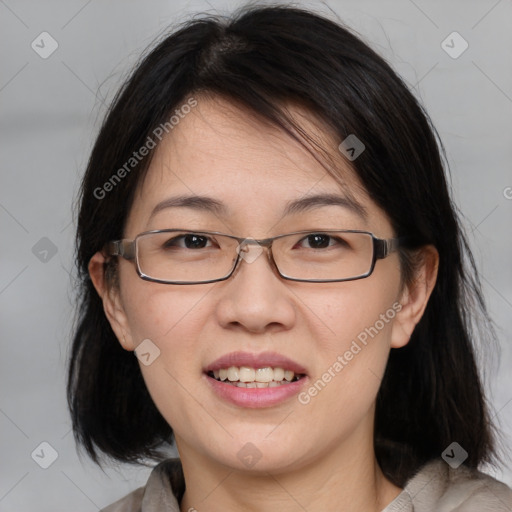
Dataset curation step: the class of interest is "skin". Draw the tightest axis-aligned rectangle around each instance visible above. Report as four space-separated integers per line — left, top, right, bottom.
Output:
89 95 438 512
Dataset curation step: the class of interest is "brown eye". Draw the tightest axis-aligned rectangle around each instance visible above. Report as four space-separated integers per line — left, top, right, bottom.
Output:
304 234 331 249
297 233 349 250
163 234 212 249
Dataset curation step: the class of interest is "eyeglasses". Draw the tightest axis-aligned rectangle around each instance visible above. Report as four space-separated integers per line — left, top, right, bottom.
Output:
105 229 402 285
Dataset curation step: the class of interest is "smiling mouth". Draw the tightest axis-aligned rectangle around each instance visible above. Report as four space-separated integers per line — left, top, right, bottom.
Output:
206 366 306 388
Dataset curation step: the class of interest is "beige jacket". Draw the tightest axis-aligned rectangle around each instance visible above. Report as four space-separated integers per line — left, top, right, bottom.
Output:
101 458 512 512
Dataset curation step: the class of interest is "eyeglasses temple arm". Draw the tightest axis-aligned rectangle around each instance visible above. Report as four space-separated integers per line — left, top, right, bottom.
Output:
106 240 136 260
374 237 402 259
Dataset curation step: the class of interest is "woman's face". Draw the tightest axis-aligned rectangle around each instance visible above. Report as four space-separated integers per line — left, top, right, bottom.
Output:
104 96 413 474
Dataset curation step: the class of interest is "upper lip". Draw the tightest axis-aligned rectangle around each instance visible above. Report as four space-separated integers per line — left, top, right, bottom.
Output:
204 351 307 375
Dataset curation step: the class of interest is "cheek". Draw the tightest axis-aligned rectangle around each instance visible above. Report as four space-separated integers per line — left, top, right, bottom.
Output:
120 260 211 344
297 271 401 414
120 279 214 433
302 268 400 355
119 270 211 387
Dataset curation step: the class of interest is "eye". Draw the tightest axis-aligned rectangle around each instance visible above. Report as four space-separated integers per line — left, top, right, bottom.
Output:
297 233 349 250
162 233 213 249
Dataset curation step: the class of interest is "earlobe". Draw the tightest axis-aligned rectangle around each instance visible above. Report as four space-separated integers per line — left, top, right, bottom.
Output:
88 251 136 351
390 245 439 349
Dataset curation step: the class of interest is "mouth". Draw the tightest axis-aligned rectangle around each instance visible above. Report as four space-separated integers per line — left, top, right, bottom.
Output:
203 351 308 407
206 366 306 388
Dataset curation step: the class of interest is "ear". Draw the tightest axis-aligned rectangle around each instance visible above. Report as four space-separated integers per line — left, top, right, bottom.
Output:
88 251 136 351
390 245 439 349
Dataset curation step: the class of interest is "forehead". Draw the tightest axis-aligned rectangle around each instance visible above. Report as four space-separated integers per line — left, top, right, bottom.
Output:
125 95 383 234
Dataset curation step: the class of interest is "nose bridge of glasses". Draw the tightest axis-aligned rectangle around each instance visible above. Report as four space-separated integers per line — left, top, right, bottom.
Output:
234 236 274 266
236 236 273 248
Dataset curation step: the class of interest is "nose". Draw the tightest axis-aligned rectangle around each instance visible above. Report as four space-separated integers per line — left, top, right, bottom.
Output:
213 243 297 334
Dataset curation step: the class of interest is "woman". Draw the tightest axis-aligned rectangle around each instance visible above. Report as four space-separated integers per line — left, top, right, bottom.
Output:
67 5 512 511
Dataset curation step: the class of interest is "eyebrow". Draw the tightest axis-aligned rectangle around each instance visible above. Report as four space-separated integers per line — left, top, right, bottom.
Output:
149 195 228 220
283 192 367 220
149 192 367 221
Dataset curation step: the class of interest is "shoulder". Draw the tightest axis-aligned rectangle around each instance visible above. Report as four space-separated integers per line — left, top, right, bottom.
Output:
101 486 145 512
100 459 183 512
403 459 512 511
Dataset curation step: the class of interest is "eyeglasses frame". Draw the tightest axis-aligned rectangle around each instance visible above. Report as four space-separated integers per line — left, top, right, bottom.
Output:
105 228 402 285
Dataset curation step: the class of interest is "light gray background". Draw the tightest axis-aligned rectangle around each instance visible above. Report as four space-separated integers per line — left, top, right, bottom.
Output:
1 0 511 510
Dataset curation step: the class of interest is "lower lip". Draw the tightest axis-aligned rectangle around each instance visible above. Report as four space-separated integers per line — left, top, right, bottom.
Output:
204 373 308 408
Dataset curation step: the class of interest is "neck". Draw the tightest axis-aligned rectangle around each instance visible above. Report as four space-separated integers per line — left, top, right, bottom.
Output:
177 428 402 512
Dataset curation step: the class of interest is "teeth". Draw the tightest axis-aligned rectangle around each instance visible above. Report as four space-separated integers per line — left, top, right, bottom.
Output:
284 370 294 382
210 366 303 385
227 367 239 382
255 367 273 382
239 366 256 382
235 381 287 388
273 367 284 381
